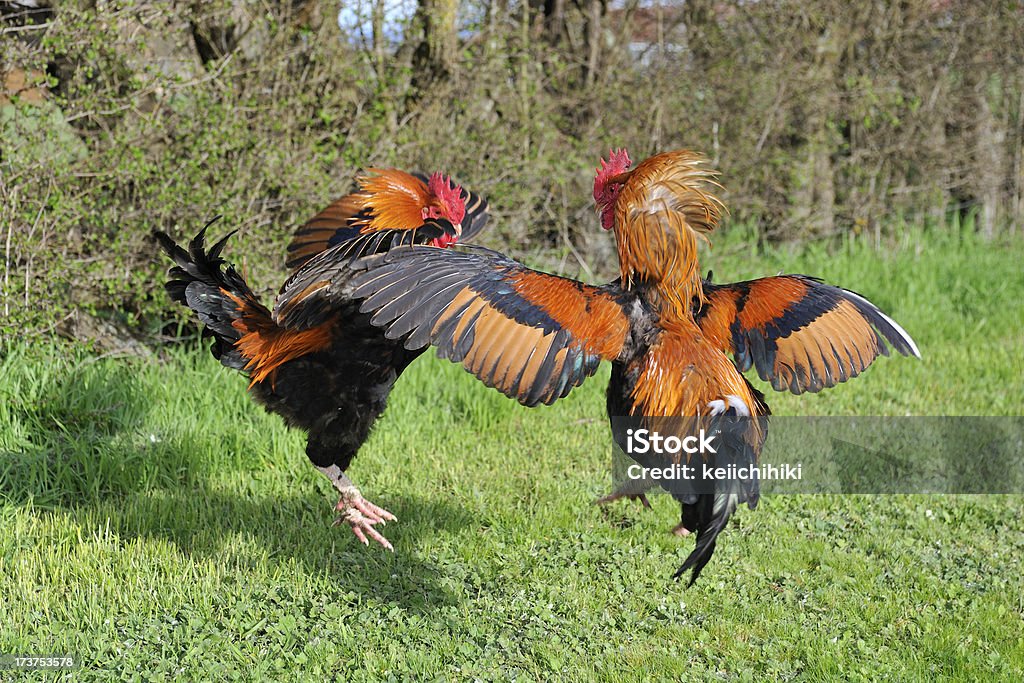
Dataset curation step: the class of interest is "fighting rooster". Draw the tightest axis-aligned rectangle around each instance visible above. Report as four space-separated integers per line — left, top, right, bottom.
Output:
285 170 489 270
280 149 918 582
156 169 489 549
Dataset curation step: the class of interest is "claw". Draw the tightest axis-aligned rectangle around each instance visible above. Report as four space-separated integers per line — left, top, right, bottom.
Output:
594 491 652 509
332 488 397 551
671 522 692 537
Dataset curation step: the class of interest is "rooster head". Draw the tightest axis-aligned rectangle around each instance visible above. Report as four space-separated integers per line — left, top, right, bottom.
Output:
423 172 466 230
593 148 633 230
359 169 467 246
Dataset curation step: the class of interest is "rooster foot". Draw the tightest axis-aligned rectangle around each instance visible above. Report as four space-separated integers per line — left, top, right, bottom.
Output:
671 522 692 537
594 491 652 509
332 487 397 551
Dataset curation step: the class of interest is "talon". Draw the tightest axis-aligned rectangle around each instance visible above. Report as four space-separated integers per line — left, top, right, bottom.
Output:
351 496 397 523
333 489 396 551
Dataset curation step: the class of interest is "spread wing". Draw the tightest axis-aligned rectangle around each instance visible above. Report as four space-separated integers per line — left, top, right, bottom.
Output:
285 178 490 270
277 244 631 406
285 192 371 269
696 275 920 394
274 221 456 330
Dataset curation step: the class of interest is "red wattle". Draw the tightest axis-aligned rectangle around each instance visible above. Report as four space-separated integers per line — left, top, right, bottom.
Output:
430 233 458 248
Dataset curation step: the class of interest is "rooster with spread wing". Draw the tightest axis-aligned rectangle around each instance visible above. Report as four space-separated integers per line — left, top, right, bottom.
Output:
278 149 918 582
156 168 489 549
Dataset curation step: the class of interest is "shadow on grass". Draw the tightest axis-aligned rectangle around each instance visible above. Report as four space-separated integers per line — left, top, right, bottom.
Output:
0 356 470 612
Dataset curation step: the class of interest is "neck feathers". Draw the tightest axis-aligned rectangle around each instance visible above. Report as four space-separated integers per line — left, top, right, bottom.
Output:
358 169 432 231
612 151 723 320
617 215 707 319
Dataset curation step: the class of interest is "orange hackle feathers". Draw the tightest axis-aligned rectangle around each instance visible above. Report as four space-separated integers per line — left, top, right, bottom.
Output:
286 169 470 270
351 168 466 234
223 289 334 386
612 151 725 320
356 169 434 232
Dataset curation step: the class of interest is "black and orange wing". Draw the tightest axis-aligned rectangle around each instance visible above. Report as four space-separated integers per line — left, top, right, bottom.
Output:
273 221 456 332
285 192 371 270
278 244 632 406
696 275 920 394
285 177 490 271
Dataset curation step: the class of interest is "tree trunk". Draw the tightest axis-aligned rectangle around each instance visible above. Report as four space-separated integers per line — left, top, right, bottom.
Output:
372 0 387 79
582 0 603 88
1014 87 1024 236
682 0 716 74
973 83 1005 239
543 0 566 45
412 0 459 90
790 26 839 237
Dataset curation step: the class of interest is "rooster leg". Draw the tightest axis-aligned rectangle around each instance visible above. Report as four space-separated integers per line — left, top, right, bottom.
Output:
671 501 700 537
317 466 397 550
594 477 654 508
594 491 653 508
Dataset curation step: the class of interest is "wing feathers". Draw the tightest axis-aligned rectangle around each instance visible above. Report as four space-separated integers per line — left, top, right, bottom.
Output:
699 275 919 394
333 245 631 406
385 277 468 338
841 288 921 358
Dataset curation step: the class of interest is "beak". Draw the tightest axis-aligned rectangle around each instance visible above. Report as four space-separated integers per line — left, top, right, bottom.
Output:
454 223 463 236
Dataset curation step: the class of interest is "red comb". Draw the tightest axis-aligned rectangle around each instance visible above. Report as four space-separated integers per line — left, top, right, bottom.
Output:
593 148 632 202
427 172 466 226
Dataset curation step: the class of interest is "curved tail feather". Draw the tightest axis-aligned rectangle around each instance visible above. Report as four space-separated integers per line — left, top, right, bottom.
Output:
156 224 334 386
674 492 739 586
155 223 257 370
672 388 767 586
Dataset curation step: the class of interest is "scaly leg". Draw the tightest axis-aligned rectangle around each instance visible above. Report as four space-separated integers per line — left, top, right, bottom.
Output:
317 465 397 550
594 477 654 509
594 490 653 509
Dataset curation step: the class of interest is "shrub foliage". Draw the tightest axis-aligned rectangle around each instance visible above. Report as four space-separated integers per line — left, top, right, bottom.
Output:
1 0 1022 339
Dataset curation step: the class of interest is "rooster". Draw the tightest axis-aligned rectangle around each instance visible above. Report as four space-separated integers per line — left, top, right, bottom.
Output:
155 168 489 549
279 149 919 582
285 170 489 270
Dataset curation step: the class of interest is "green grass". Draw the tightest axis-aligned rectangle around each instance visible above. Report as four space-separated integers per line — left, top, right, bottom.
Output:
1 232 1023 680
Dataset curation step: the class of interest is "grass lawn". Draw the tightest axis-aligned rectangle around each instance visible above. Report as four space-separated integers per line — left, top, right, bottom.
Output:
1 230 1023 680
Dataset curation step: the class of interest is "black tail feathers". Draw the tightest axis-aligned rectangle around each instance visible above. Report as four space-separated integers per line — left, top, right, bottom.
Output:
672 407 766 586
155 222 268 371
673 492 740 586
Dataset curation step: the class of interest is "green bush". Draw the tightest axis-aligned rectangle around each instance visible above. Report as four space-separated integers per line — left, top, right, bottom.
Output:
1 1 1021 340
